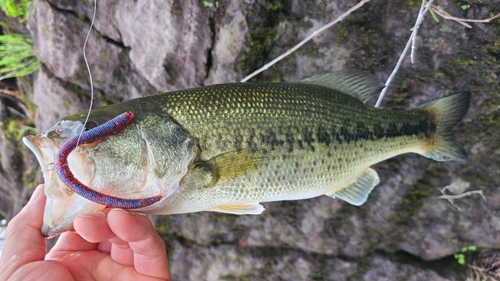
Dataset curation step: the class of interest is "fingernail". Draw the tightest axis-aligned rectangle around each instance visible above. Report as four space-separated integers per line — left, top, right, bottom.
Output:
112 208 129 214
79 211 106 219
95 211 106 218
112 208 145 217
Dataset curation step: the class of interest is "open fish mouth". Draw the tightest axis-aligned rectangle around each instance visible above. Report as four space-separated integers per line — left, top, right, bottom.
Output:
23 135 106 238
23 135 58 193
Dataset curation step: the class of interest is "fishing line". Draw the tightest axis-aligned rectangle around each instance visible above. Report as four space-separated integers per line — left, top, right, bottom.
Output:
77 0 97 146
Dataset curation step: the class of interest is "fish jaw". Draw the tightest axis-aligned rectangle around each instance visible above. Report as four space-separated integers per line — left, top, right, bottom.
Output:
23 135 60 196
23 135 104 237
42 194 105 238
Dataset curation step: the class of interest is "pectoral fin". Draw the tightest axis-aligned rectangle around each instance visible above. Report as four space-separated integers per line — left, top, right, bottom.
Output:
327 168 380 206
207 149 266 186
208 203 265 215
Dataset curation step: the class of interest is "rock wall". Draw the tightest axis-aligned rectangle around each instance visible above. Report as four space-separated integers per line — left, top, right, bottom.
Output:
2 0 500 279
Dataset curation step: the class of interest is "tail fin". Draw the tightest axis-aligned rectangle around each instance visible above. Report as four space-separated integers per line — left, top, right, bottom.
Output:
419 91 471 162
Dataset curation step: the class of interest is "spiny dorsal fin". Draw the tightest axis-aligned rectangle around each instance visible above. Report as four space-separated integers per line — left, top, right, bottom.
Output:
207 149 266 186
301 71 385 103
326 168 380 206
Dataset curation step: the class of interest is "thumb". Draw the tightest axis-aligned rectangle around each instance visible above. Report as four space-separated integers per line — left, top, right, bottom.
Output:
0 185 47 277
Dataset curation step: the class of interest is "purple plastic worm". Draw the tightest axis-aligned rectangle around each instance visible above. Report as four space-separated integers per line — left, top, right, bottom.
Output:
54 111 162 209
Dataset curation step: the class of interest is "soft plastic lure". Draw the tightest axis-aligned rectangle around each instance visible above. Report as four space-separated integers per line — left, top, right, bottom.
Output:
54 111 162 209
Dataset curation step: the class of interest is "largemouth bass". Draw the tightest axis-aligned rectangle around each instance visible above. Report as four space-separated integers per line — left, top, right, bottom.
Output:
23 71 470 238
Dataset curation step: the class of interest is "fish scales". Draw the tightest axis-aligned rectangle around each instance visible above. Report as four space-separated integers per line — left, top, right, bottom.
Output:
22 71 470 236
122 83 437 212
160 83 432 156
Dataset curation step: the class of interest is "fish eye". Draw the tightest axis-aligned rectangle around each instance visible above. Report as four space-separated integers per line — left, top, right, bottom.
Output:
84 122 98 131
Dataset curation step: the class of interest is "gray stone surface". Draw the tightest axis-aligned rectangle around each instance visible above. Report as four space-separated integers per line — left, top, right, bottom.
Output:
1 0 499 279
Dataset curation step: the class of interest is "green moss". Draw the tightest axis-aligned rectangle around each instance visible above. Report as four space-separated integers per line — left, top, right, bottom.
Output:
433 71 444 79
172 7 182 14
155 220 171 237
271 2 283 11
271 72 283 82
488 40 500 56
99 100 110 107
3 118 36 140
236 2 288 80
390 167 446 224
359 27 380 46
338 26 349 39
404 0 419 7
24 167 39 189
452 59 476 67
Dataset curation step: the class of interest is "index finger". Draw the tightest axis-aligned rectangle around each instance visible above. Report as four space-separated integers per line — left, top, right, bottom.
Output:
107 209 171 280
0 185 46 278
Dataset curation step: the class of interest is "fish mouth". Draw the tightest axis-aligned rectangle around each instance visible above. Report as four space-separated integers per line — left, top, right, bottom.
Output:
23 135 51 172
23 135 69 237
23 135 105 238
23 135 58 193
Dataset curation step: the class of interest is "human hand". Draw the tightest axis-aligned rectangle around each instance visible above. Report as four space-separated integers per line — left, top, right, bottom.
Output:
0 184 172 281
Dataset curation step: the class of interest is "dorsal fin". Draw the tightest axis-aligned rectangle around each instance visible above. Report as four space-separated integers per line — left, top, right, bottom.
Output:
301 71 385 103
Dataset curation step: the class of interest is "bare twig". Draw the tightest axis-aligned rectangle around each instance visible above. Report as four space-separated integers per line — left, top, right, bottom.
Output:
438 190 485 200
411 0 428 64
240 0 371 82
6 106 27 119
467 265 488 279
0 86 32 120
375 0 435 107
0 86 24 102
431 5 500 28
438 183 485 212
439 185 463 211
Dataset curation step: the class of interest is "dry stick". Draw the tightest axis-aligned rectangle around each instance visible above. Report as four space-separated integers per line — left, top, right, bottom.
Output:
467 265 489 279
432 6 472 28
6 106 27 119
438 187 485 212
410 0 427 64
375 0 435 108
240 0 371 82
437 190 485 201
431 5 500 28
0 88 32 120
0 72 15 81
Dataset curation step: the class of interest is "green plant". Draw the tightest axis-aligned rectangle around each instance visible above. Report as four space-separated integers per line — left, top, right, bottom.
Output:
461 4 471 11
0 0 31 23
429 8 440 22
202 1 218 8
0 33 38 80
454 245 478 265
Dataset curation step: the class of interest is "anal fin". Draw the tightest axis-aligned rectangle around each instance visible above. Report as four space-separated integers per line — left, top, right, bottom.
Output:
326 168 380 206
208 203 265 215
